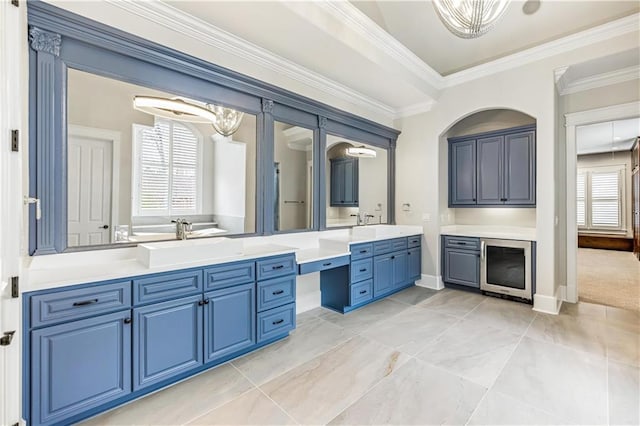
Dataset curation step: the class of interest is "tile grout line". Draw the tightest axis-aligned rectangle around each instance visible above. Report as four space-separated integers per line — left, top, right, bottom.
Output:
229 361 303 425
463 311 540 426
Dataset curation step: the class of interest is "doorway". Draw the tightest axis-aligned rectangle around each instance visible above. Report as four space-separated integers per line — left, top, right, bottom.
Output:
566 102 640 311
67 125 120 246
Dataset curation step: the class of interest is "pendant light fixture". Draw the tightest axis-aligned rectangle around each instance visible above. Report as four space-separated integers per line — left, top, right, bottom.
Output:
433 0 510 39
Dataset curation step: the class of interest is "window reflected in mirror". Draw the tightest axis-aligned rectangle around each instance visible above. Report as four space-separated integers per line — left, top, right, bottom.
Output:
66 68 257 247
325 135 388 227
273 121 314 231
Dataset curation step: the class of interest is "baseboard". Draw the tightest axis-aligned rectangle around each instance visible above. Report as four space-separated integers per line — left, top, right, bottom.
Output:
416 274 444 290
558 285 567 302
532 289 563 315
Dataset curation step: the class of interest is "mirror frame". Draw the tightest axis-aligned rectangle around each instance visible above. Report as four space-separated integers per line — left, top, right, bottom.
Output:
27 1 400 255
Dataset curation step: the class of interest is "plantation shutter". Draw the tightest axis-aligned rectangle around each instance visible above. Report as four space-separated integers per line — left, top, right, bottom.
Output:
576 172 586 227
171 123 198 211
139 122 170 212
590 170 620 228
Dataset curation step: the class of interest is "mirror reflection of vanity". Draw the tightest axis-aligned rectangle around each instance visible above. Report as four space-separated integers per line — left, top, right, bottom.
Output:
66 69 257 246
27 4 400 255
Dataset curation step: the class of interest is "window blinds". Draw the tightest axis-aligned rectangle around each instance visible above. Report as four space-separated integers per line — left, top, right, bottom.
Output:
576 166 623 231
135 120 200 215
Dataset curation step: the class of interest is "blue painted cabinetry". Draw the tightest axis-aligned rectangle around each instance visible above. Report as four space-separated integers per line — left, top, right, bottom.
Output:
330 157 359 207
449 125 536 207
320 236 421 313
31 310 131 425
24 254 296 426
441 236 480 288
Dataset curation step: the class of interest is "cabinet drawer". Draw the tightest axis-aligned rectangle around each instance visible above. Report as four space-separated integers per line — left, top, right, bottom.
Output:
407 235 422 248
133 270 203 305
256 254 296 281
350 243 373 260
373 238 407 256
350 279 373 306
30 281 131 328
350 258 373 283
257 303 296 343
204 261 255 291
444 236 480 251
298 255 350 275
443 248 480 288
257 276 296 312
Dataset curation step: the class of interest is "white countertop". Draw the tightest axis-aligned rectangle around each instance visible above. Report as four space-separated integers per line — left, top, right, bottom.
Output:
440 225 536 241
23 226 425 292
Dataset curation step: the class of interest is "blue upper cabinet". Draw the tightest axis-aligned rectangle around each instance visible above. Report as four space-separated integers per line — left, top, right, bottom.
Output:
504 131 536 205
449 125 536 207
449 140 477 205
330 157 359 207
476 136 503 205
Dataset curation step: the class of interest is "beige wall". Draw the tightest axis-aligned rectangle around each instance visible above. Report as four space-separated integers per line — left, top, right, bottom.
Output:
394 30 640 307
577 151 634 238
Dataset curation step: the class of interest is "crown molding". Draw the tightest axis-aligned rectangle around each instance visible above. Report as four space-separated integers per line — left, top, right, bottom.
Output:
443 13 640 88
106 0 398 122
565 101 640 127
393 101 437 119
314 1 443 91
558 65 640 96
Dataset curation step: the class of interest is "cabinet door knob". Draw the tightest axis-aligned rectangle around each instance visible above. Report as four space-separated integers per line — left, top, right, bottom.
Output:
100 225 109 229
124 318 132 324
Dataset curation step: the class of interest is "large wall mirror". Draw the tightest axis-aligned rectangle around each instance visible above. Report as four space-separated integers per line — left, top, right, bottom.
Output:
325 135 388 228
27 2 400 254
66 69 257 247
273 121 314 232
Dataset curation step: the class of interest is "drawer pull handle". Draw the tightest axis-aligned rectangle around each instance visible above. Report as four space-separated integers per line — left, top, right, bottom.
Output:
124 317 132 324
272 290 285 295
359 290 367 295
359 250 368 254
322 262 332 266
72 299 98 307
391 256 395 260
359 268 367 272
272 319 284 325
272 265 285 270
455 242 467 245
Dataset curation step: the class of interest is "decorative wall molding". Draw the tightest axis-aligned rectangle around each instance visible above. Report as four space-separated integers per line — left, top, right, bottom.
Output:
443 13 640 88
394 101 437 120
557 65 640 96
261 98 274 113
106 0 398 122
565 100 640 126
318 116 327 129
28 27 61 56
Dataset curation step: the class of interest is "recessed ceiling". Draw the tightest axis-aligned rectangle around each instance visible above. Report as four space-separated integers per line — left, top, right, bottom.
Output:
576 117 640 155
350 0 640 75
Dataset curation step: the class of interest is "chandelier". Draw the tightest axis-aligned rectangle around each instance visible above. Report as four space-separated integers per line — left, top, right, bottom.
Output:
433 0 510 39
207 104 244 137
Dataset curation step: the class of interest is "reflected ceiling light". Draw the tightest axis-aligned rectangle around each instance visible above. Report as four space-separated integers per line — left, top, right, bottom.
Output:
433 0 510 39
346 145 377 158
206 104 244 137
133 96 217 123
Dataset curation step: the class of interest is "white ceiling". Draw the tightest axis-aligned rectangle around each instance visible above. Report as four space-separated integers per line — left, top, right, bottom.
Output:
576 117 640 155
351 0 640 75
58 0 639 121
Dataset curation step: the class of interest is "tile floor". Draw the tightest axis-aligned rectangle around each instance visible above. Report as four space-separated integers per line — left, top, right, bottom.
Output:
81 286 640 425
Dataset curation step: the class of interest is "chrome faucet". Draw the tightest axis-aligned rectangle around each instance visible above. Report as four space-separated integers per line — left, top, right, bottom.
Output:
171 218 192 240
364 214 375 225
350 213 363 226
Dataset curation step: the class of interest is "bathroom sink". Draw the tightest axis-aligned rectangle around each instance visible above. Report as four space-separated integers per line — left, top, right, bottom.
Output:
350 225 423 240
137 237 244 268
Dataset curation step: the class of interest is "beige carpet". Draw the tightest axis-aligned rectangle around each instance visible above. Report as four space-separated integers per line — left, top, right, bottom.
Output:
578 248 640 312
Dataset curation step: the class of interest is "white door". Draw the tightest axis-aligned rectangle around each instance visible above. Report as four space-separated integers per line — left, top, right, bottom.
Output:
68 133 113 246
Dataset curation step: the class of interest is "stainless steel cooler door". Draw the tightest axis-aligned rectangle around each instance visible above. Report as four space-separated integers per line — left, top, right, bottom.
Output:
480 238 532 299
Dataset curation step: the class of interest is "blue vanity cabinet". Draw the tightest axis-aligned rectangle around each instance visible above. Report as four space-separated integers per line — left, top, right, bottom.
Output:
330 157 359 207
204 282 256 363
408 247 421 281
133 295 203 390
449 125 536 207
31 310 131 426
373 254 393 297
442 236 481 288
449 139 477 206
